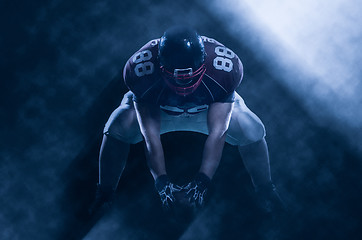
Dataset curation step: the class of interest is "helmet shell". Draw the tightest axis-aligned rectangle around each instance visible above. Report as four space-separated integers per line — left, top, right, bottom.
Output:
159 26 205 71
159 26 206 95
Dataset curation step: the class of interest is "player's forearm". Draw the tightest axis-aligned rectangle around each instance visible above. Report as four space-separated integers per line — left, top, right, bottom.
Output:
144 136 167 180
200 101 232 179
199 132 227 179
134 102 165 180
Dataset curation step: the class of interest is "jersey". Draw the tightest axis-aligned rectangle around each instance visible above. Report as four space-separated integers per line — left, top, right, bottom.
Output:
123 36 243 115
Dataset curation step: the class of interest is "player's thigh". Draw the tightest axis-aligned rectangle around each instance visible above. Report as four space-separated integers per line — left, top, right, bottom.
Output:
103 91 143 144
226 93 266 146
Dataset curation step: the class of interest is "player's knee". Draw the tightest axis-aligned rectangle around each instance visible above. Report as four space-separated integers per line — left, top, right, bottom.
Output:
103 108 142 144
226 120 266 146
104 124 142 144
245 120 266 144
230 116 266 146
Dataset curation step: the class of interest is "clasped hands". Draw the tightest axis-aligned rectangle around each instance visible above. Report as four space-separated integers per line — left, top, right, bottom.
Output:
155 173 211 210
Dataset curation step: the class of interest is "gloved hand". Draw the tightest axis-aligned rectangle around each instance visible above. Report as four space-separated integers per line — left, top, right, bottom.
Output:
183 172 211 208
155 175 182 210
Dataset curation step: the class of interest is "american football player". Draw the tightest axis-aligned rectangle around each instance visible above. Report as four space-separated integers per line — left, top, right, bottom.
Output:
89 26 285 214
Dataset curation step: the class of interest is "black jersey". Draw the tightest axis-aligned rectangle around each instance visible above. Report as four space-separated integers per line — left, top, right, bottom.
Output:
123 36 243 114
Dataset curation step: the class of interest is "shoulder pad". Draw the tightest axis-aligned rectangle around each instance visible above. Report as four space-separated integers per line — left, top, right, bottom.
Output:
123 39 162 99
202 37 243 93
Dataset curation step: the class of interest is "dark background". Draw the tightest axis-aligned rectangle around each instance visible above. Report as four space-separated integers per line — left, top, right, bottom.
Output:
1 0 361 239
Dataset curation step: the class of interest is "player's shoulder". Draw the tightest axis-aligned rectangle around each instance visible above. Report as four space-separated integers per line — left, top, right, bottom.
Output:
125 38 160 70
201 36 224 47
201 36 243 93
123 39 162 98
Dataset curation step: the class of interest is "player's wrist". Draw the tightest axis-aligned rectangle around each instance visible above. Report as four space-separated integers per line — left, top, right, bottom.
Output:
154 174 171 192
194 172 211 190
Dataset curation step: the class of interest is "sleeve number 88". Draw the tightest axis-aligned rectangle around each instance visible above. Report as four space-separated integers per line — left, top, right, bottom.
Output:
213 46 234 72
133 50 154 77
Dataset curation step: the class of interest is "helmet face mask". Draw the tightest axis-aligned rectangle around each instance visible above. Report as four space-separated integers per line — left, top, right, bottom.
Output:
160 64 206 96
173 68 194 85
158 26 206 96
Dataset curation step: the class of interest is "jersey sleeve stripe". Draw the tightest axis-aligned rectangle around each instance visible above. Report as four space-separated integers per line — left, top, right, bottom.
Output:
140 79 162 99
201 80 215 101
204 73 228 93
156 85 167 104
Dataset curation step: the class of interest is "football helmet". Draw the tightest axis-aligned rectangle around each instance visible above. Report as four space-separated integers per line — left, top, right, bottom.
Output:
158 26 206 96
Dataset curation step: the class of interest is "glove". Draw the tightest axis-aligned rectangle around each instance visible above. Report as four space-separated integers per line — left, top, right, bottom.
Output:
183 172 211 208
155 175 181 209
